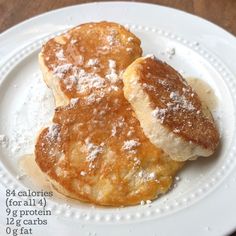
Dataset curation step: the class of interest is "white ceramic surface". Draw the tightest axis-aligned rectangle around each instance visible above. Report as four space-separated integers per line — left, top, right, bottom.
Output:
0 2 236 236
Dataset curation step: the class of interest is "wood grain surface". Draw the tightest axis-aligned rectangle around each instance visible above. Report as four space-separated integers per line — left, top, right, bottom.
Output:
0 0 236 36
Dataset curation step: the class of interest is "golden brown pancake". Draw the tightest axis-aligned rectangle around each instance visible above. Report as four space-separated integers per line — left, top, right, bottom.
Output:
35 91 183 206
39 21 142 106
123 56 219 161
35 22 184 206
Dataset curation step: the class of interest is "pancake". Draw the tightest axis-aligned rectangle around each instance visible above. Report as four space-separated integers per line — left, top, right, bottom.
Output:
35 22 184 205
123 56 220 161
39 21 142 106
35 91 183 206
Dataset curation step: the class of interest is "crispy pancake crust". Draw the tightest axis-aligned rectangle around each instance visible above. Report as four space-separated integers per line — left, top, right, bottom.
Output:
123 56 219 161
35 91 183 206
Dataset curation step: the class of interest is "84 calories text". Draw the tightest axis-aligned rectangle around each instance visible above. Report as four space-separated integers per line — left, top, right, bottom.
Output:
5 189 53 236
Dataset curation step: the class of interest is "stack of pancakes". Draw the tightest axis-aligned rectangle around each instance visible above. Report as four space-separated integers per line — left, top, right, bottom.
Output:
35 22 219 206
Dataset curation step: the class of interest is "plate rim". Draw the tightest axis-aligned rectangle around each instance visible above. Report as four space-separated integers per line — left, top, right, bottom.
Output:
0 2 236 235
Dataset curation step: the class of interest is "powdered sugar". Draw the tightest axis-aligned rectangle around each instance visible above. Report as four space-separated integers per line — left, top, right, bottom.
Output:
86 94 97 104
85 138 104 162
117 117 125 127
152 108 167 123
55 49 65 61
108 59 116 69
122 140 140 153
106 35 115 46
108 85 119 92
165 47 176 59
64 75 77 90
111 126 117 137
76 69 105 93
47 124 61 142
152 89 196 124
53 63 72 79
140 200 152 206
173 128 180 133
86 92 104 104
87 58 99 67
105 59 119 83
5 72 54 156
70 98 79 107
169 91 195 111
138 170 157 181
51 43 122 95
80 171 87 176
142 83 155 91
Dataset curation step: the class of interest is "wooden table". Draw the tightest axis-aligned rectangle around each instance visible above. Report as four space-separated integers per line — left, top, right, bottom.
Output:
0 0 236 36
0 0 235 235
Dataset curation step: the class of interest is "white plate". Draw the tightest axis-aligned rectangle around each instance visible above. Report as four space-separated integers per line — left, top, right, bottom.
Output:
1 2 236 236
